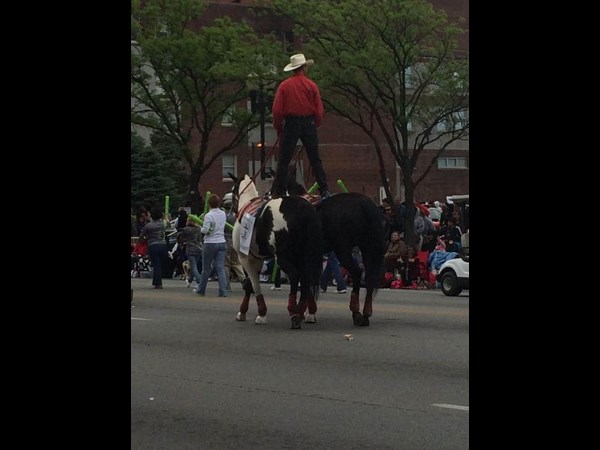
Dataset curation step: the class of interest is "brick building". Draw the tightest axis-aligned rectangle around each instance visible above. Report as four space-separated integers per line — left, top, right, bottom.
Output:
140 0 469 205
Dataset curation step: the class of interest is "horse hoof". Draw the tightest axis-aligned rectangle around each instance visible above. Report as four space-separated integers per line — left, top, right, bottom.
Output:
255 315 268 325
359 316 370 326
304 313 317 324
236 312 246 322
352 312 363 326
290 315 302 329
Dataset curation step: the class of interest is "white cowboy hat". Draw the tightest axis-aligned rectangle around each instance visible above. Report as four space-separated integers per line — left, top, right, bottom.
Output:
283 53 314 72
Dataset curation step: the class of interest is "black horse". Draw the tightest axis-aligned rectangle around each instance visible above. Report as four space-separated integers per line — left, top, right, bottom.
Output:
286 179 386 326
231 175 323 329
316 193 386 326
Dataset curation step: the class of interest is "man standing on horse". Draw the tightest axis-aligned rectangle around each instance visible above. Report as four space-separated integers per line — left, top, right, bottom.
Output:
271 53 331 200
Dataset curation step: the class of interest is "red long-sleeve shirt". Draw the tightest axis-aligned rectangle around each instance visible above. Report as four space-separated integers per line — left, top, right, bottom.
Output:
272 72 324 133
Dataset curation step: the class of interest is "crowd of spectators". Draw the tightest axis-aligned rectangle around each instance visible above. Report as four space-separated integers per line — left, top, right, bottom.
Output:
131 194 469 293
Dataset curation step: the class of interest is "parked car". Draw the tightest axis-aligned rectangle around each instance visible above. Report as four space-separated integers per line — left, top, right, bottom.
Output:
437 231 469 296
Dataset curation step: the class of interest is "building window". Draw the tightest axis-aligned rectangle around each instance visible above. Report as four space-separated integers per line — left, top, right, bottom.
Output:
436 110 467 133
222 154 237 180
437 157 468 169
221 106 235 127
405 66 415 88
453 110 467 128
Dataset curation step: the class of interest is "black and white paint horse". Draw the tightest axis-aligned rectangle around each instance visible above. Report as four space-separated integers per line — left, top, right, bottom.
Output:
231 175 323 329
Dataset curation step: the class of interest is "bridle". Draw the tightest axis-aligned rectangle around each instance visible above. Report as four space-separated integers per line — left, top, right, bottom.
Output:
228 134 282 213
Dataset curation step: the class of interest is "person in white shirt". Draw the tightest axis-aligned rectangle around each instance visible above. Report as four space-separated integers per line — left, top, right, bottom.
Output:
428 201 443 222
196 194 228 297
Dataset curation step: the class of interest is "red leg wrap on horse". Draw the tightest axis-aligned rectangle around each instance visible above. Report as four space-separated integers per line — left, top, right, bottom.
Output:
240 295 250 314
349 292 360 313
256 294 267 317
287 293 298 315
363 294 373 317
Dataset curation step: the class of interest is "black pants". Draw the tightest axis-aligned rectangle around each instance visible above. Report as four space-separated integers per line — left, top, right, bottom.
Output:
148 243 167 287
272 116 329 196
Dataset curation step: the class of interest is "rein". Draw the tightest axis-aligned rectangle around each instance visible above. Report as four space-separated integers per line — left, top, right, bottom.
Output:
236 135 281 203
249 135 280 185
234 135 308 210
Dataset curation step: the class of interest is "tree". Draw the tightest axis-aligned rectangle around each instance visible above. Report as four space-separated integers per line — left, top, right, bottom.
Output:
131 0 282 212
150 133 189 211
271 0 469 244
131 131 178 212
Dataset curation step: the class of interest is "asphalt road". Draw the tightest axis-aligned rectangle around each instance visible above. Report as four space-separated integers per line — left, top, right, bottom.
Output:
131 278 469 449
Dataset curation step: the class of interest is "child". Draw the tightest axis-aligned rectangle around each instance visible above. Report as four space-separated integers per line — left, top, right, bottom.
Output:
131 236 149 277
397 245 420 288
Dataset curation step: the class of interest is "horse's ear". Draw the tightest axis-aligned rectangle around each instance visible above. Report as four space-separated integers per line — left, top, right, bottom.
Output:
228 172 238 183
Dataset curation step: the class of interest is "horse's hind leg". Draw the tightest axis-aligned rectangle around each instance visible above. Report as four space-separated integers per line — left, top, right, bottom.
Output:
292 281 316 329
287 275 302 329
303 293 317 324
359 287 374 327
299 283 318 324
359 247 382 326
286 277 299 315
350 291 363 325
337 251 363 326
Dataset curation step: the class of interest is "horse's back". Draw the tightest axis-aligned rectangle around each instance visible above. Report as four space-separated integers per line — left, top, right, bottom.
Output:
318 193 385 251
318 193 386 293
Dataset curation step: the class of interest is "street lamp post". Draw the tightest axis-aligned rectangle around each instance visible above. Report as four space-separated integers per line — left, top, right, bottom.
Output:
247 76 266 180
251 143 256 177
258 85 266 180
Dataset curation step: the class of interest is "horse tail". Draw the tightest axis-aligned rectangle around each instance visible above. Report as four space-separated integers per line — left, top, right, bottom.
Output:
303 211 323 301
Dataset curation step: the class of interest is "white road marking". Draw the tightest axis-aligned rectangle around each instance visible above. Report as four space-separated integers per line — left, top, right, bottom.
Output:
131 317 151 321
432 403 469 411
